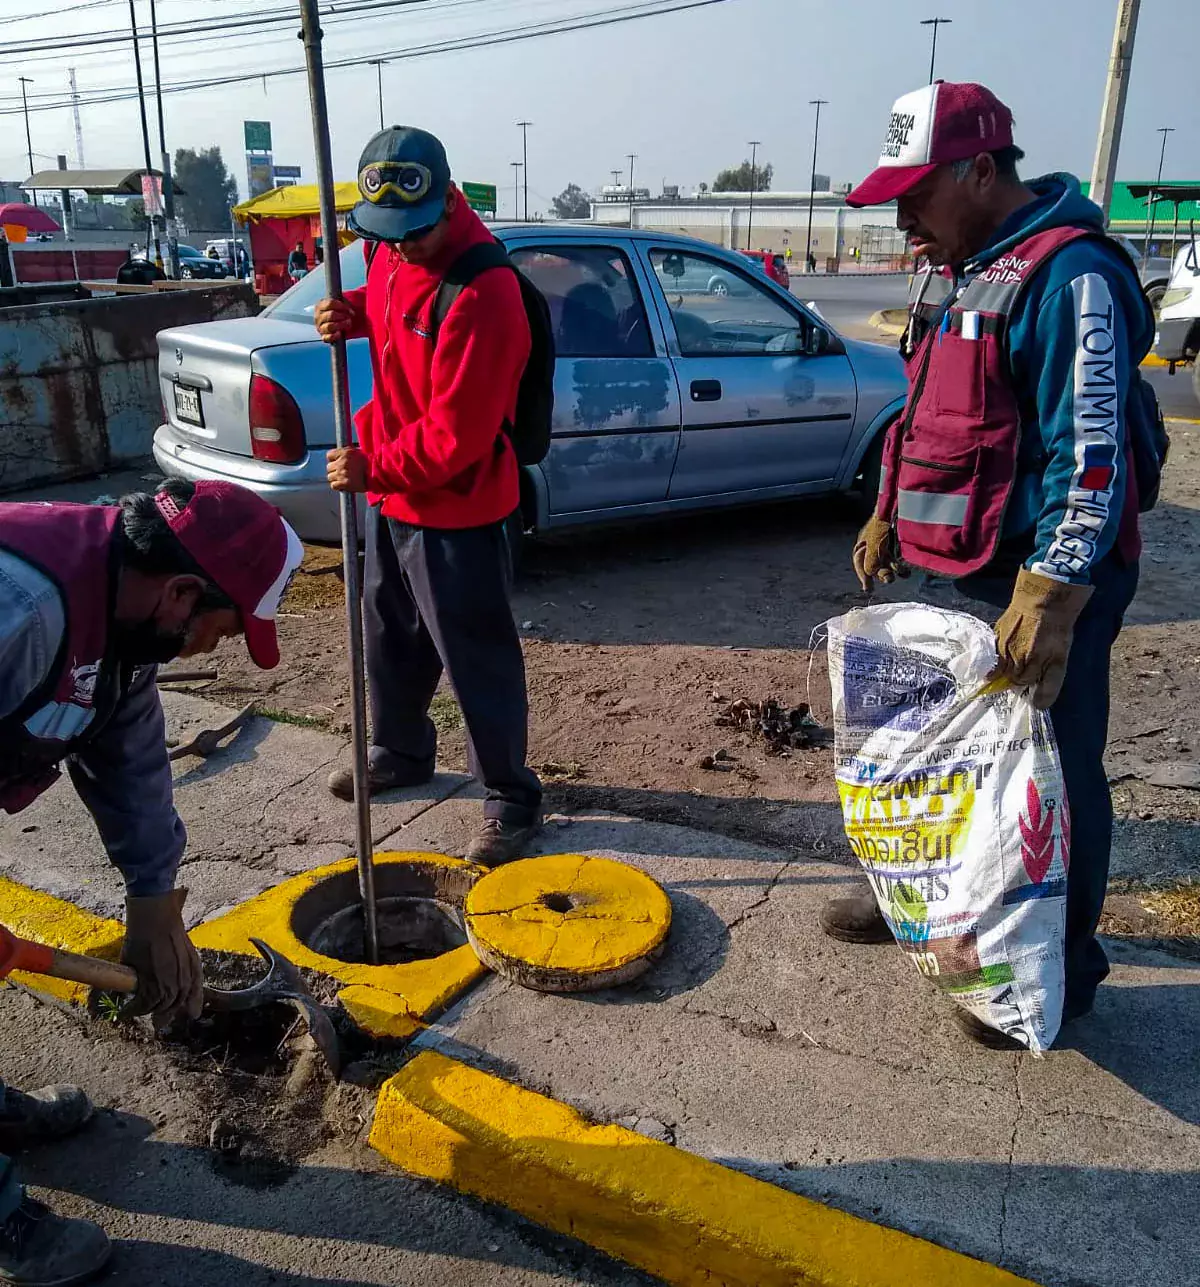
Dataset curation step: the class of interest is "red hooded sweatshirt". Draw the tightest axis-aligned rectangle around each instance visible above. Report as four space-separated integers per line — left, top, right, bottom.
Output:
342 199 530 528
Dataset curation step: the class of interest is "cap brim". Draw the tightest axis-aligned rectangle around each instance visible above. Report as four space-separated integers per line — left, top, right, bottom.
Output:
242 613 280 670
845 162 939 208
348 193 445 241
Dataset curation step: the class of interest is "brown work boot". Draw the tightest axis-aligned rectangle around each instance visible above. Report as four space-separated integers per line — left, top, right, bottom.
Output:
0 1193 111 1286
818 895 892 944
464 817 541 867
951 1007 1027 1052
0 1086 92 1150
327 760 434 801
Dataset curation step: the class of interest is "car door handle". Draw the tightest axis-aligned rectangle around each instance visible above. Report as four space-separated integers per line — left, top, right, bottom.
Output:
690 379 722 402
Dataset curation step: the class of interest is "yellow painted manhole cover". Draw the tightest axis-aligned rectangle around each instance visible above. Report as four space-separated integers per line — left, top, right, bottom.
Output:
465 854 671 992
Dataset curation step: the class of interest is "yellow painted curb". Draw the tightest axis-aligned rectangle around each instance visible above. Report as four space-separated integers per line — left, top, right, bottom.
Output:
465 855 671 991
0 854 488 1039
371 1051 1036 1287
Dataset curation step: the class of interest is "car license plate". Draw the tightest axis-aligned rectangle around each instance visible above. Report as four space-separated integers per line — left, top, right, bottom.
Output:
174 384 203 427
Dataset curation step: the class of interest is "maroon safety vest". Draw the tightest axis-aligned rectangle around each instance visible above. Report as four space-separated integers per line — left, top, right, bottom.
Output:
0 503 124 813
876 225 1094 576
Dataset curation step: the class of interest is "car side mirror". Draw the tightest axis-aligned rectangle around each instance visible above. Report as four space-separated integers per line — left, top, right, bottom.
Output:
805 325 831 357
661 253 685 279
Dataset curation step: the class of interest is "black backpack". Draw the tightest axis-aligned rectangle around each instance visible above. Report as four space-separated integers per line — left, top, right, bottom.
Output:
366 238 554 466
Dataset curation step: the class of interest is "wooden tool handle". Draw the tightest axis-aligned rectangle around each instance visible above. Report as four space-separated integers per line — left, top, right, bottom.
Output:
46 947 139 994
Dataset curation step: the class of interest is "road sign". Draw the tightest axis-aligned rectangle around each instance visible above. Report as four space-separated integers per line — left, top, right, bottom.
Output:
244 120 273 152
274 164 302 180
461 181 497 214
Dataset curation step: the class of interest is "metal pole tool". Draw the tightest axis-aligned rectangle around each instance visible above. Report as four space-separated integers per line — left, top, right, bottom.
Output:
298 0 380 964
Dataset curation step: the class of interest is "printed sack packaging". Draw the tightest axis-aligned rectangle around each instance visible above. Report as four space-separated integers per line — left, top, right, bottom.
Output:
826 602 1067 1052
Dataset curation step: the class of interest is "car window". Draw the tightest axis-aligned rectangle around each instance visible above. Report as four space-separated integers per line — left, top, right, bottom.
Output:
264 243 368 323
509 245 652 358
650 249 803 356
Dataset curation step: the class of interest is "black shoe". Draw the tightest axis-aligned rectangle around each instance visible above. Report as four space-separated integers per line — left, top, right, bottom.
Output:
0 1193 111 1286
951 1007 1028 1051
818 896 892 945
464 817 542 867
327 760 434 801
0 1086 92 1149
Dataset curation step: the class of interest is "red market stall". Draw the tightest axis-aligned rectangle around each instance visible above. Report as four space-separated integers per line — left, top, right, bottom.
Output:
233 183 359 296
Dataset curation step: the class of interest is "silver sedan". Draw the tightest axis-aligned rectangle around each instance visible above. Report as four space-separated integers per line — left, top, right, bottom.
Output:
154 226 906 543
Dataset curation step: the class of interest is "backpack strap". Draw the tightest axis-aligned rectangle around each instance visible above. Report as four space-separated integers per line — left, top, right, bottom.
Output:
431 240 513 340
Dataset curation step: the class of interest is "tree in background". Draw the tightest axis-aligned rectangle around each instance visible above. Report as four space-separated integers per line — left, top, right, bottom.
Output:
712 160 773 193
552 183 592 220
173 146 239 230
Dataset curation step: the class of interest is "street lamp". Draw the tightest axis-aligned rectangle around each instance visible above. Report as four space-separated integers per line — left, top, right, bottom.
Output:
517 120 531 222
920 17 952 83
626 153 637 228
17 77 34 178
1143 125 1175 273
148 0 179 277
368 60 387 131
805 100 828 273
127 0 161 267
510 161 523 221
746 140 761 251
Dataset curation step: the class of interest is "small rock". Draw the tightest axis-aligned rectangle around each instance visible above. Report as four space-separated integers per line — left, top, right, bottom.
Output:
521 621 534 630
486 1242 501 1254
714 748 732 762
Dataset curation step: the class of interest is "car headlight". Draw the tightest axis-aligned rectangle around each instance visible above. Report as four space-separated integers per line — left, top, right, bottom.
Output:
1160 287 1193 309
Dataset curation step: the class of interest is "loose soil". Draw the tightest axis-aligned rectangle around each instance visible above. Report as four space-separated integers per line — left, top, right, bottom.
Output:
204 428 1200 951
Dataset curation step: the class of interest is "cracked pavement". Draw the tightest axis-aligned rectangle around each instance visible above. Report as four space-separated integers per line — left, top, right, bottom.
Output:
2 693 1197 1286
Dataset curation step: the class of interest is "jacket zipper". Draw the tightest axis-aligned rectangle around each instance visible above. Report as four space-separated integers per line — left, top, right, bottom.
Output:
899 455 964 472
380 254 401 369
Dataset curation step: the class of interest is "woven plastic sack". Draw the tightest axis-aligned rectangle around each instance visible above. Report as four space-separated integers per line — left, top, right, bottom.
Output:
826 602 1068 1053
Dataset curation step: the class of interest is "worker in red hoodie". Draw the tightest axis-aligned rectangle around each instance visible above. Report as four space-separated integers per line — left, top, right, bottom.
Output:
315 126 541 866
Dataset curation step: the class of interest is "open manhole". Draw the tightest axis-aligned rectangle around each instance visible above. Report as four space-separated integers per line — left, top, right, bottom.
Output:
290 860 480 965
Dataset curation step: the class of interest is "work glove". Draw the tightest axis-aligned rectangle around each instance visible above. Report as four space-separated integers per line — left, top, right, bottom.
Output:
992 569 1094 710
852 515 907 593
120 887 204 1024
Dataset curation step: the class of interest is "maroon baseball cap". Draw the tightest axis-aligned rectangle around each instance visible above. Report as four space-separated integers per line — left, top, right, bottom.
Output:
847 81 1014 208
154 480 305 669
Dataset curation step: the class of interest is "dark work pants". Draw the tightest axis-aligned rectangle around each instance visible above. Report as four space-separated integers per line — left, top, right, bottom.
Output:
362 506 541 825
925 554 1140 1014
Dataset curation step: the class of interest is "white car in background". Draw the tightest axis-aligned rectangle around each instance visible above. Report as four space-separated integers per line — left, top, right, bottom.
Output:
1153 238 1200 407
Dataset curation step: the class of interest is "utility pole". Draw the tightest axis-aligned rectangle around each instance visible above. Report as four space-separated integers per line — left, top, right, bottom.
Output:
746 140 761 252
1142 126 1174 273
68 69 85 166
18 77 34 177
368 60 386 131
1089 0 1141 224
626 152 637 228
805 99 828 273
510 161 522 221
517 121 531 222
127 0 161 268
920 17 951 83
148 0 178 278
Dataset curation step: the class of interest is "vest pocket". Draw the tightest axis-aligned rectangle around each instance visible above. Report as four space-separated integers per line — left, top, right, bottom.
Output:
895 443 979 561
929 331 987 420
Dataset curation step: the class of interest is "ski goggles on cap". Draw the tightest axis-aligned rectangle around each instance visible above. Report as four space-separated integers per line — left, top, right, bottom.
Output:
358 161 434 204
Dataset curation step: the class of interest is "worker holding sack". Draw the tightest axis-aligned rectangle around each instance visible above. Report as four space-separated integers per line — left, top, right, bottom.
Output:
0 478 303 1283
824 81 1162 1048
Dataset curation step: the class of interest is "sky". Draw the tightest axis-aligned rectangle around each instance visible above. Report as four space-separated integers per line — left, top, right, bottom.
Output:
1 0 1197 219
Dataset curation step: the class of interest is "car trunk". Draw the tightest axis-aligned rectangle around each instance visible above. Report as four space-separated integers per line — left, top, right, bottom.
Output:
158 316 372 458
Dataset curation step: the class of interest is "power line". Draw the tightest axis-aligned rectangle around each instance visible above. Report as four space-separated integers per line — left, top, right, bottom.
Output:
0 0 730 116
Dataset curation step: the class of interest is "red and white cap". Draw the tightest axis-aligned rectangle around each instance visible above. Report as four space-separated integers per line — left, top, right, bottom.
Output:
154 480 305 670
847 81 1014 208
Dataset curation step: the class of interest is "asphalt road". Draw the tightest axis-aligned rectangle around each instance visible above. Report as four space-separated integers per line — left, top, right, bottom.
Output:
793 273 1199 420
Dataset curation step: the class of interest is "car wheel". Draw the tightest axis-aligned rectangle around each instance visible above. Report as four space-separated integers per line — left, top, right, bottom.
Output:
851 430 887 520
709 279 729 297
1145 282 1167 318
180 266 194 280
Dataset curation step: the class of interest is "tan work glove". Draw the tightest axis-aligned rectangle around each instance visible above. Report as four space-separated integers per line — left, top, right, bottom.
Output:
993 569 1093 709
120 887 204 1023
852 515 907 592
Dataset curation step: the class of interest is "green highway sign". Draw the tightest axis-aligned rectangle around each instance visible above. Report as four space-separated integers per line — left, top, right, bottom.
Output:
243 120 272 152
461 181 497 214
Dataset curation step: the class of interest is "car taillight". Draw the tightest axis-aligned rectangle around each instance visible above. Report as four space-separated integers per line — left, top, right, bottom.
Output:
249 373 306 463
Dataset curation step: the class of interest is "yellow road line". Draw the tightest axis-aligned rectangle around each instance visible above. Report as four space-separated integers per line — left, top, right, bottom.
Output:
371 1051 1037 1287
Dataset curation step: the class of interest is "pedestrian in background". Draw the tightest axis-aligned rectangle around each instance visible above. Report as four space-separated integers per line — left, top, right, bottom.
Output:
287 241 309 281
316 126 542 865
824 81 1157 1049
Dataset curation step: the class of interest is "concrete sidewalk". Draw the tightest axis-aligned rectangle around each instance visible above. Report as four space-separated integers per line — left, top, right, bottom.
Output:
1 694 1196 1286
